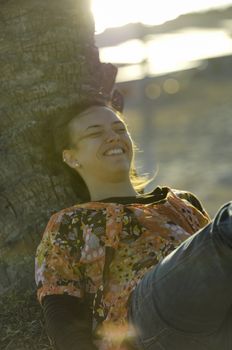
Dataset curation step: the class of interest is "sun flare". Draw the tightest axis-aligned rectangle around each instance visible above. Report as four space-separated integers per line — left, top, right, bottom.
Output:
91 0 232 33
91 0 232 81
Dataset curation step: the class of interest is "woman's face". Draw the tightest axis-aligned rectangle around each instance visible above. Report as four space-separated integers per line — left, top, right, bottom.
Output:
63 106 134 184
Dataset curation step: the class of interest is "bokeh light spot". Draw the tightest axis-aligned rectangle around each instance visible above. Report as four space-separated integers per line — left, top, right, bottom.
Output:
163 79 180 94
145 83 161 99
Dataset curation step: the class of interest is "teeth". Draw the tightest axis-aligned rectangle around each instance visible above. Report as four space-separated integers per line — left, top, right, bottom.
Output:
105 148 124 156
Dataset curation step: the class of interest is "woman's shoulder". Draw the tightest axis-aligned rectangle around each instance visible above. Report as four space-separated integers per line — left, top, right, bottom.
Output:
48 204 85 221
147 186 208 217
47 201 109 226
170 188 209 217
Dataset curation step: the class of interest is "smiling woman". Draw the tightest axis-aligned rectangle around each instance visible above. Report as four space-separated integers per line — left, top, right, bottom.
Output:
49 102 152 203
35 99 232 350
62 105 136 201
32 2 232 349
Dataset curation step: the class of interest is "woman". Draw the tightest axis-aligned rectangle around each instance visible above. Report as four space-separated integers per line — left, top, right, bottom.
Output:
35 103 232 350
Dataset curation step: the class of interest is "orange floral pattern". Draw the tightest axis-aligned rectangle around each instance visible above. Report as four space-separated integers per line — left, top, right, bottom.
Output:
35 187 210 347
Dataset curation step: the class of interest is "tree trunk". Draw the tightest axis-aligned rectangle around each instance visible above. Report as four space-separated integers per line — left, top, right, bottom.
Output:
0 0 117 294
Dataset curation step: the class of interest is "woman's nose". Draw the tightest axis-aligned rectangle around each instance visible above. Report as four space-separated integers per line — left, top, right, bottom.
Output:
105 130 120 143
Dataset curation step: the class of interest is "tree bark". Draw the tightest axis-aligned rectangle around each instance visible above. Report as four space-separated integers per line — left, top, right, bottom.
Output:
0 0 117 293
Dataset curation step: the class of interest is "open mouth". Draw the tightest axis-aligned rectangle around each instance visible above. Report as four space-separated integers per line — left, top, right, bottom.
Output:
103 147 125 156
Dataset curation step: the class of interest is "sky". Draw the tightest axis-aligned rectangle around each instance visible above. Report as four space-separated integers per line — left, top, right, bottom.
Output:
91 0 232 33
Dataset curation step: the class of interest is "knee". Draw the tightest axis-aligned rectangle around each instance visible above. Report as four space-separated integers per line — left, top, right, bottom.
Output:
212 202 232 245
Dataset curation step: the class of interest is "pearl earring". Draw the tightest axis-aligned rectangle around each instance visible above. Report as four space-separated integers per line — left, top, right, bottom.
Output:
63 158 80 168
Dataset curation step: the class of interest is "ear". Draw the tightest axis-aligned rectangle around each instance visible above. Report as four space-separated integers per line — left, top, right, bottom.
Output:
62 149 79 170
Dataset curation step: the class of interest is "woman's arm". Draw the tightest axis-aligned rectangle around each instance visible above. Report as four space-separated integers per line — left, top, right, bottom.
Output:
35 210 98 350
43 294 97 350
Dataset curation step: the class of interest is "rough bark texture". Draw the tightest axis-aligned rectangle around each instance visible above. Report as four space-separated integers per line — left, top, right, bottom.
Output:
0 0 117 294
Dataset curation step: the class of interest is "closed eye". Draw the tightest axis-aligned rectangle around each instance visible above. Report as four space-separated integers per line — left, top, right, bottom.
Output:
115 128 127 133
86 131 103 137
81 127 127 140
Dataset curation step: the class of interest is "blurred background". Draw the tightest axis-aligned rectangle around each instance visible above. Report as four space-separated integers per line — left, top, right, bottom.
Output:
91 0 232 216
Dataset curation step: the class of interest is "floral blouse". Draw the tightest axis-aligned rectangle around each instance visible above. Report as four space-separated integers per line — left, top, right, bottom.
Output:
35 187 210 347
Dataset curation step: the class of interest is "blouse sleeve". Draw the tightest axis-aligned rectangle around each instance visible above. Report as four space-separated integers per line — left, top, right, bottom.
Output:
35 210 86 304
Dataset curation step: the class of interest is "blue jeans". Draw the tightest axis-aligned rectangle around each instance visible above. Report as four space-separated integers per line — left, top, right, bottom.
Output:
129 202 232 350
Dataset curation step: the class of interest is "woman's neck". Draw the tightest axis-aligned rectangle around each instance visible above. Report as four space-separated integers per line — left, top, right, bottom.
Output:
88 181 139 201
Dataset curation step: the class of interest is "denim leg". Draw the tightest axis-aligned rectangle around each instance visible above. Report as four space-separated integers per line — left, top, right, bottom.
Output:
129 202 232 349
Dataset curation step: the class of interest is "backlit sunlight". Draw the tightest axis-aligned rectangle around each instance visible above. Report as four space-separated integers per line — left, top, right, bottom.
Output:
91 0 232 33
99 29 232 82
91 0 232 81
